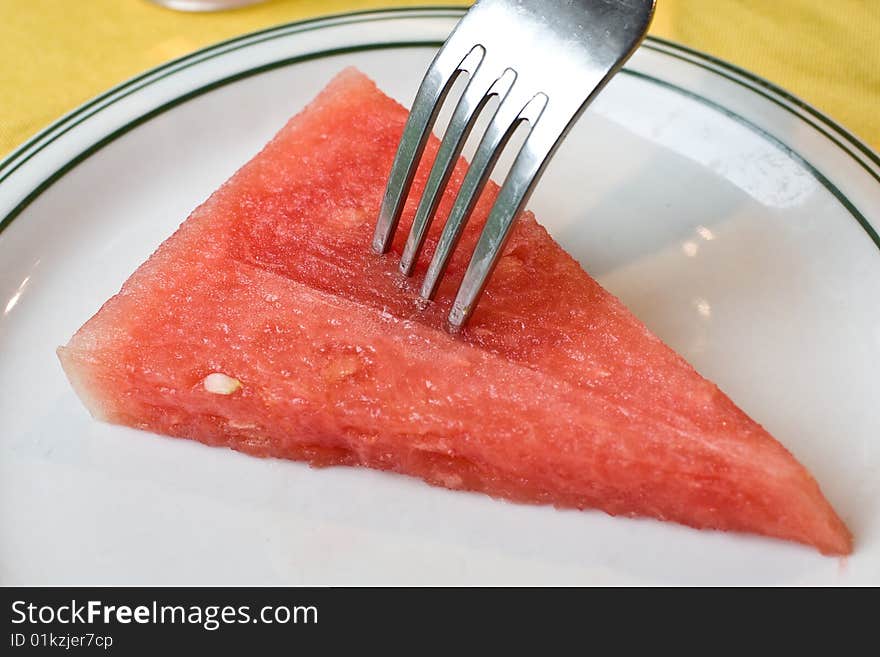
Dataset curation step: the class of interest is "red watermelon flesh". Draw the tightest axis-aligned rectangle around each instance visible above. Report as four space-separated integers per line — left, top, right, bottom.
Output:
58 68 851 555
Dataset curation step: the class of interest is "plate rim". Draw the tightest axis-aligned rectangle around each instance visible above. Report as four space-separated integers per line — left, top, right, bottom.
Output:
0 5 878 249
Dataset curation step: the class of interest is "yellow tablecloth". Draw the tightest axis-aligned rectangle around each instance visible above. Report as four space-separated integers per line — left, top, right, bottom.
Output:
2 0 878 159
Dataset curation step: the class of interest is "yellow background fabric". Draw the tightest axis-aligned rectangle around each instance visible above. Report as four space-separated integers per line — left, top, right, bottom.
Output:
1 0 878 158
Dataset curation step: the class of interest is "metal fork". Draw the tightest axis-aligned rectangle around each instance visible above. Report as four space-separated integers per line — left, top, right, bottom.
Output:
371 0 655 330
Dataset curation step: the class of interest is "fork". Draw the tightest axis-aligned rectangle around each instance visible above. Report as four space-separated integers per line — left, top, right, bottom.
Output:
371 0 655 331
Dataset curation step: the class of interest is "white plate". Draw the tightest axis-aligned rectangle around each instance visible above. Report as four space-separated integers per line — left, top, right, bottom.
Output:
1 8 878 585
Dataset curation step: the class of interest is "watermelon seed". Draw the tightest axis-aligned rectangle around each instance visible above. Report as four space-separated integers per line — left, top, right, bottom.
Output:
203 372 242 395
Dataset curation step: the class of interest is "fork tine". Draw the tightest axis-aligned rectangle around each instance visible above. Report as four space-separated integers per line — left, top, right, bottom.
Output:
447 99 554 331
419 88 533 301
399 66 516 276
371 45 483 255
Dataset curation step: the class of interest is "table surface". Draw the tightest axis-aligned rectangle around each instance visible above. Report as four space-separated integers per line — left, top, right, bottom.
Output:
1 0 879 160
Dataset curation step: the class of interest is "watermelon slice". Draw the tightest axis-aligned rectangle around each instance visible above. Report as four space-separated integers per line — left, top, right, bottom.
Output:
58 68 851 555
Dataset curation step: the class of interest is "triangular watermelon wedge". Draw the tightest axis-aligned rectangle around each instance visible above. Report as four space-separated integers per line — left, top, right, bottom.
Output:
58 68 851 555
